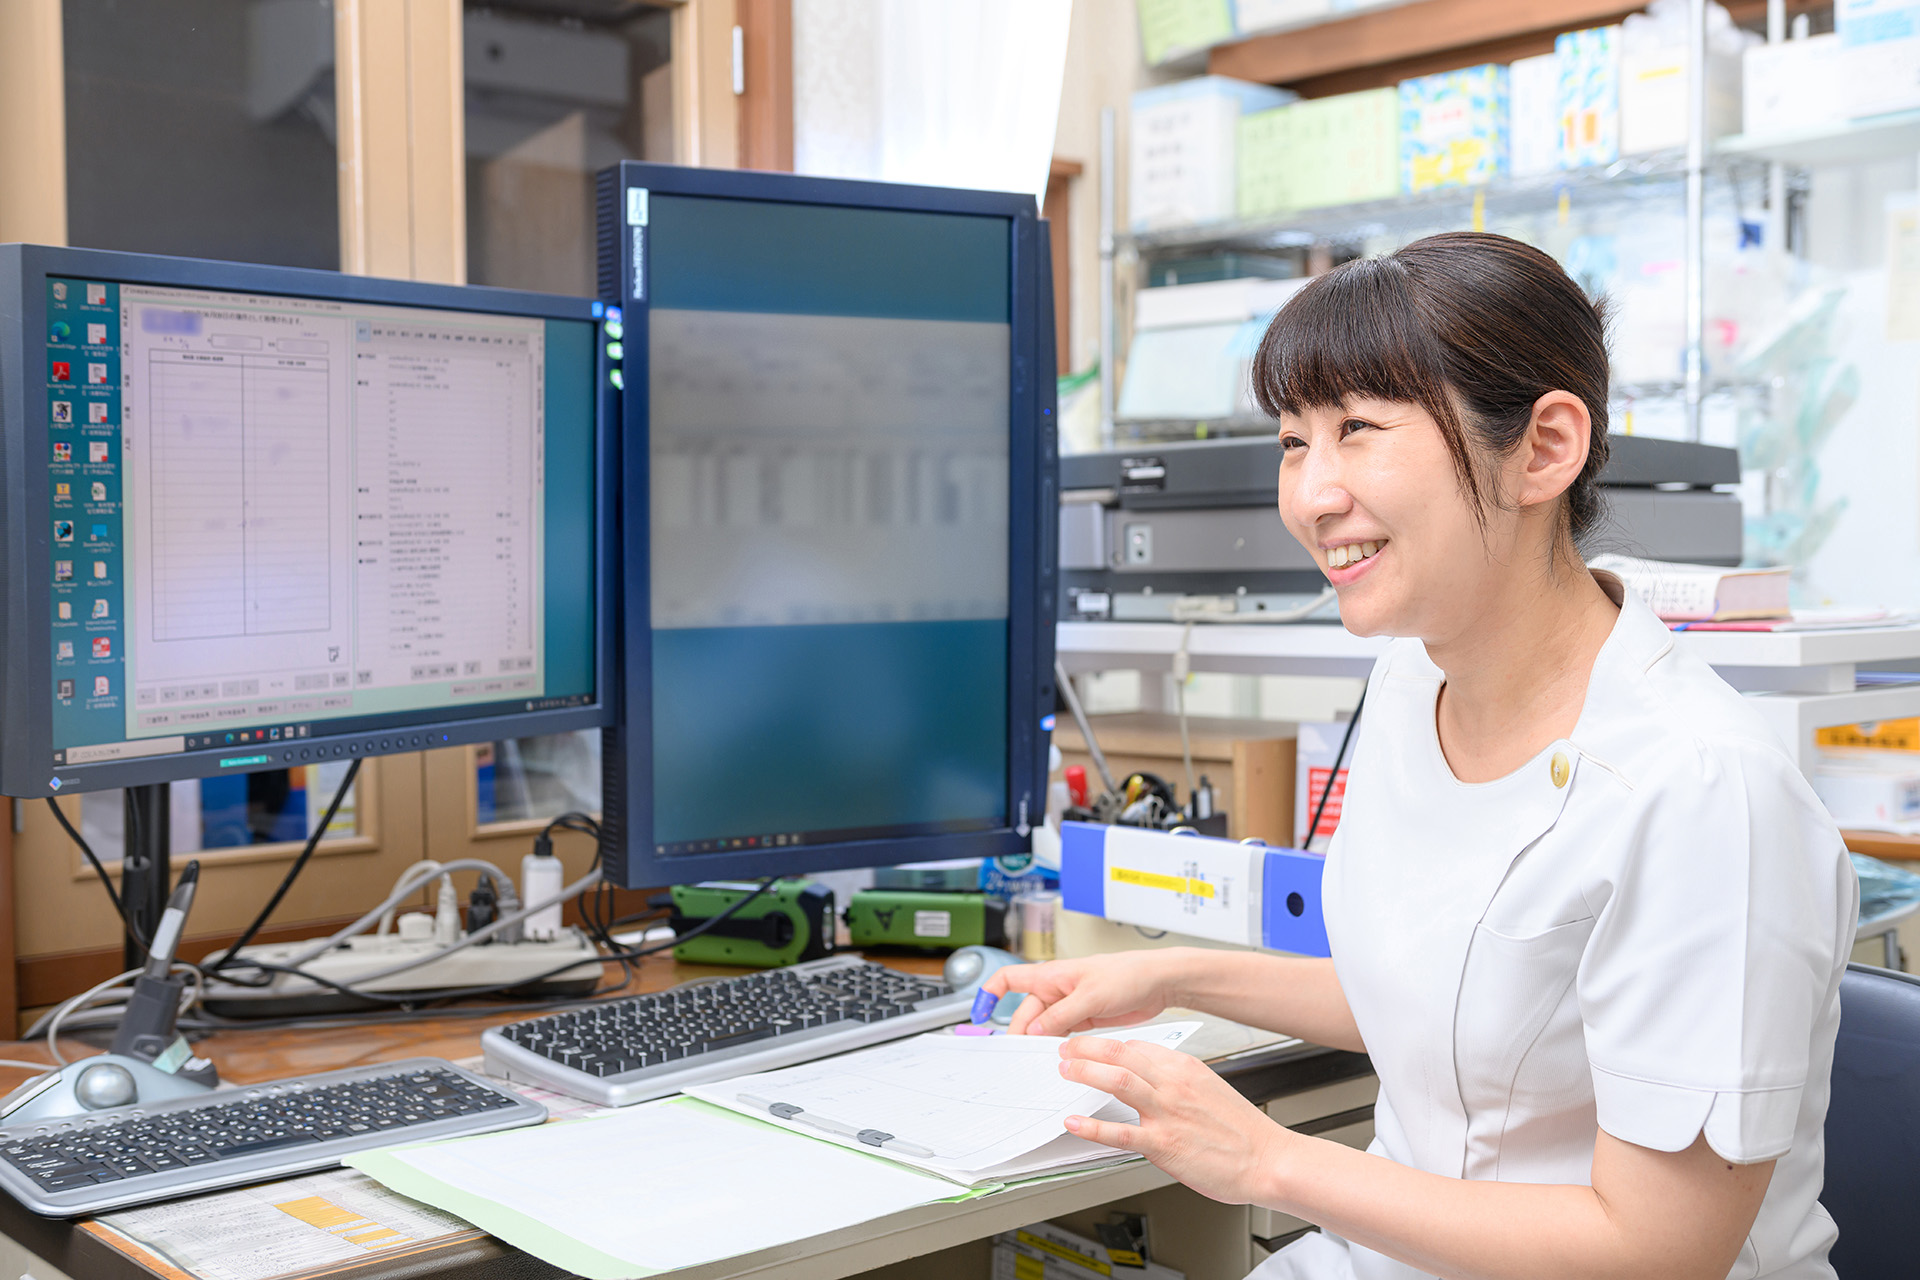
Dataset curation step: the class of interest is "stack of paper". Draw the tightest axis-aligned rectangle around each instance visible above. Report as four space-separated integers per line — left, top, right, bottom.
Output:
348 1021 1201 1279
686 1023 1198 1187
1589 554 1790 622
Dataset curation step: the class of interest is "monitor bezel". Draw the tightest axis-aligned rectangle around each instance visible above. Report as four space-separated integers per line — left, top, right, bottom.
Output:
0 243 617 798
598 162 1057 888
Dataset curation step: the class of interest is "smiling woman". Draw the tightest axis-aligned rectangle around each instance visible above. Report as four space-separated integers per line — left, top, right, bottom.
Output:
986 233 1856 1280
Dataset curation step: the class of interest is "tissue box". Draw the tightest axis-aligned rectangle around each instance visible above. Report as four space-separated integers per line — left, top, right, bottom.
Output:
1743 34 1848 137
1509 52 1562 176
1813 753 1920 826
1132 76 1297 230
1619 43 1743 153
1837 0 1920 118
1399 64 1509 192
1238 88 1399 216
1558 26 1621 168
1818 718 1920 752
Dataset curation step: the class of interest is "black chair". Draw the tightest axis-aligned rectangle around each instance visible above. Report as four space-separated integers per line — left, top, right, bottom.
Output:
1824 963 1920 1279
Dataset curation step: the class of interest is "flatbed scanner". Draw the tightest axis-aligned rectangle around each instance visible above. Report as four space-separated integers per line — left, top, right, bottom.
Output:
1059 434 1742 622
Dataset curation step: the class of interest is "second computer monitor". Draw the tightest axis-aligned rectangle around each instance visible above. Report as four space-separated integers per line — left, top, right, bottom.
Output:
598 164 1057 887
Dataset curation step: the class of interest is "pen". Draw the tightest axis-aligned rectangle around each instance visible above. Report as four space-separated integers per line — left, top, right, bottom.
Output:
144 860 200 979
736 1093 937 1158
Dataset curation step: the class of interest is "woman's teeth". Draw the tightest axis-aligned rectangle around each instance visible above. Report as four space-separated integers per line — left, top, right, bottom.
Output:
1327 541 1382 569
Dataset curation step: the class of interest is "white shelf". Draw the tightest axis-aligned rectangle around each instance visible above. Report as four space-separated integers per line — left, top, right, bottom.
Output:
1716 110 1920 170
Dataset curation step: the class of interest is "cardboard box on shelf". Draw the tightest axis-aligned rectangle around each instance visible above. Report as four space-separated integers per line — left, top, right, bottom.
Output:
1557 26 1622 168
1050 711 1296 846
1837 0 1920 119
1399 63 1509 192
1509 51 1562 177
1132 76 1297 231
1137 0 1236 66
1238 87 1399 217
1743 33 1848 138
1619 43 1744 153
1813 751 1920 826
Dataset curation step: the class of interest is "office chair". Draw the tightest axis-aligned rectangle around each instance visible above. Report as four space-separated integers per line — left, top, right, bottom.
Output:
1824 963 1920 1279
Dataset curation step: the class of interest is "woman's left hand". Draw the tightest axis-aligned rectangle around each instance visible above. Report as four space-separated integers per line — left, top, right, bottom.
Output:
1058 1036 1292 1206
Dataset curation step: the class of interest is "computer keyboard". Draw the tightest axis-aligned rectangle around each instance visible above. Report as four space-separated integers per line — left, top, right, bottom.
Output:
0 1058 545 1217
481 954 970 1107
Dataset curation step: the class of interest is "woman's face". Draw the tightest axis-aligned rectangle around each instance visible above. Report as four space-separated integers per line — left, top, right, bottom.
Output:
1276 396 1520 641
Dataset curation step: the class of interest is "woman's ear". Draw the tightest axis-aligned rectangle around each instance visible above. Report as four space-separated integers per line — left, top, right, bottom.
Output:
1512 390 1591 512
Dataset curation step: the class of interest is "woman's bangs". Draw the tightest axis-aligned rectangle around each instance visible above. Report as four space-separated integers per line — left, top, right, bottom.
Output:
1250 262 1451 422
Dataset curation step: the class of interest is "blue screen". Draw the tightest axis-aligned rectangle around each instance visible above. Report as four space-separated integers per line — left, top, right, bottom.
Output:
644 194 1012 854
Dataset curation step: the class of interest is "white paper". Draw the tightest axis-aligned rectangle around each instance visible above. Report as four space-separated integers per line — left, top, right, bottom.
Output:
94 1168 470 1280
383 1098 956 1274
685 1022 1201 1186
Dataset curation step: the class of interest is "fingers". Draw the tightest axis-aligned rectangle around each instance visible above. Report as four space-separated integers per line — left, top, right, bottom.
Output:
1006 990 1054 1035
1063 1113 1139 1151
1058 1055 1149 1107
1059 1034 1172 1087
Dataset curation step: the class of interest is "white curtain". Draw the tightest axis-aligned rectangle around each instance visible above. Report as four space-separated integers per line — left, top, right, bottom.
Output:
793 0 1072 208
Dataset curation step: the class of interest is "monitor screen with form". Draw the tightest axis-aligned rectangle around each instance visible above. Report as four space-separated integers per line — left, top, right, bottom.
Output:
2 246 612 796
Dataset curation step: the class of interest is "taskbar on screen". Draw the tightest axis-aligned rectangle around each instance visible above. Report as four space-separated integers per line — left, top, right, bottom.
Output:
53 692 595 766
653 814 1004 859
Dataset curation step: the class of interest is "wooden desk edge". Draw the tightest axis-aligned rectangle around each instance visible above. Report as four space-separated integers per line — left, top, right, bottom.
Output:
0 1040 1373 1280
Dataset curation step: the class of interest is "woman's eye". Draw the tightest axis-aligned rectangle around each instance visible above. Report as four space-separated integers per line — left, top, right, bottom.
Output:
1339 419 1374 438
1278 436 1306 452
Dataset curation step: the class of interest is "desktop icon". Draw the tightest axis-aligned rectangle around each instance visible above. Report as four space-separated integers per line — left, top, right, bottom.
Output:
91 482 106 501
269 728 280 741
88 441 108 464
57 602 71 621
86 324 107 346
51 401 70 423
91 598 109 619
87 402 108 424
56 642 72 661
89 524 107 541
93 675 109 697
57 680 73 699
52 442 71 463
91 637 110 659
92 561 106 580
51 282 67 302
49 322 70 343
53 521 72 543
86 284 105 305
51 362 69 382
53 560 71 582
86 363 106 385
54 483 69 499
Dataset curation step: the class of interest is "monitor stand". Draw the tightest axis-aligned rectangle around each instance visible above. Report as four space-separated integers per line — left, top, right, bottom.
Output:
120 783 171 972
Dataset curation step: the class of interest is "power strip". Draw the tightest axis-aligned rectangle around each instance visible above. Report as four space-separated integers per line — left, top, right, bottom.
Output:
200 928 604 1018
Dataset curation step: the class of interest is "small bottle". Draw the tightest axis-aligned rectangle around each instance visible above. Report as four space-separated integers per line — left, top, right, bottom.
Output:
522 849 564 940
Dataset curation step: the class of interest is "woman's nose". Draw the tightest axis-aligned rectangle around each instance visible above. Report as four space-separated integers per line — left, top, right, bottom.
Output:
1284 447 1353 525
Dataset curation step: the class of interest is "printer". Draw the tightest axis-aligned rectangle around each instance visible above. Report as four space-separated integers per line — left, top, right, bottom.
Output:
1059 434 1742 622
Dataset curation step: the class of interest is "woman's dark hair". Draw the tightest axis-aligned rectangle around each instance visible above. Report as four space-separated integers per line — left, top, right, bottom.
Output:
1251 231 1611 545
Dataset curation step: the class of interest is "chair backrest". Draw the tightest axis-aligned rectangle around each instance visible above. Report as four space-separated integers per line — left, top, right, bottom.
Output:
1824 963 1920 1280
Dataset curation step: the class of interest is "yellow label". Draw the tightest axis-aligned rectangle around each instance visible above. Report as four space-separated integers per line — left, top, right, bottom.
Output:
1016 1230 1112 1276
274 1196 362 1230
1111 866 1215 899
1817 718 1920 751
1014 1254 1047 1280
1471 188 1485 232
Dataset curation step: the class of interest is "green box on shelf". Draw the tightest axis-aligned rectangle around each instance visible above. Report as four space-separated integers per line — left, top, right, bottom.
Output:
1237 88 1400 218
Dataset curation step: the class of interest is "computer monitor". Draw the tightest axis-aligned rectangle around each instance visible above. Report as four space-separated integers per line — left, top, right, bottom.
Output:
0 245 617 799
595 164 1058 888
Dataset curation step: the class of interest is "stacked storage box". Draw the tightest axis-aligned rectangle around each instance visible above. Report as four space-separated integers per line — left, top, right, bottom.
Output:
1398 64 1510 192
1131 76 1297 231
1237 88 1400 217
1557 26 1623 168
1508 52 1563 176
1837 0 1920 119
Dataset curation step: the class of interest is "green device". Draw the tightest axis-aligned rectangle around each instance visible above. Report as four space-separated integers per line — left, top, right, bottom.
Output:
669 880 835 968
844 890 1013 952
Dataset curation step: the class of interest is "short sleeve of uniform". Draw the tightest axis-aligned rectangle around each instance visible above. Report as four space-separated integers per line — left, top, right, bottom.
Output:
1576 734 1855 1164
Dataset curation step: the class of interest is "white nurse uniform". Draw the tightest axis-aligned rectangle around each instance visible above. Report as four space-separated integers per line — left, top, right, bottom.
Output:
1253 576 1857 1280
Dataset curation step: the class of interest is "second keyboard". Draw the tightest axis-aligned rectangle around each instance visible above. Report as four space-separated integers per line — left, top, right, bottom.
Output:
481 955 969 1106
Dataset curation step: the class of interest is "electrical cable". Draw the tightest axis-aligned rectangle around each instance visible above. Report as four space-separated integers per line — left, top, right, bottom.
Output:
46 798 147 952
1054 657 1118 795
1304 686 1366 853
33 963 202 1064
204 758 360 978
1167 586 1337 624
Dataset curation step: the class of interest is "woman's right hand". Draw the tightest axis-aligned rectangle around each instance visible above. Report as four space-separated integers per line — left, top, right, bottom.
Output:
978 949 1184 1036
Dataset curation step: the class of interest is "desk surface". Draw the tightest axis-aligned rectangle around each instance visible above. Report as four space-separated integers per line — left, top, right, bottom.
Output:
0 951 1371 1280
